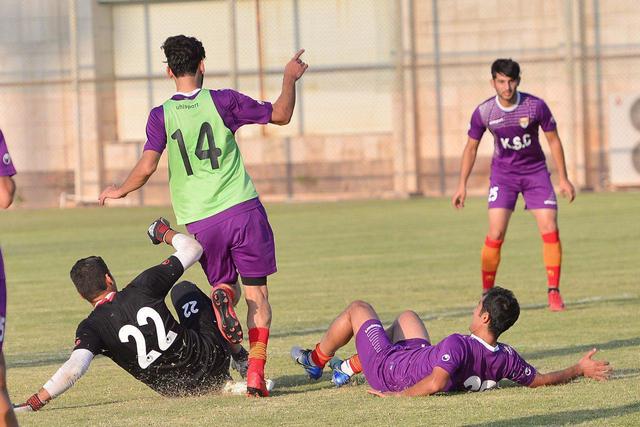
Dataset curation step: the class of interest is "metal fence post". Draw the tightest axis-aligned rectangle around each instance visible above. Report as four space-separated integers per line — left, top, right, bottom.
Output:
432 0 446 196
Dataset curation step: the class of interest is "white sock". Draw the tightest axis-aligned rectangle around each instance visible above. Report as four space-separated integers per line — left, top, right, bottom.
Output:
340 360 355 376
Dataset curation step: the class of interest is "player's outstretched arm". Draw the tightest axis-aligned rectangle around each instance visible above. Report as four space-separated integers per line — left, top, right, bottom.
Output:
147 217 203 270
368 367 450 397
98 150 161 205
529 348 611 388
544 130 575 203
0 176 15 209
271 49 308 125
452 137 480 209
13 349 94 413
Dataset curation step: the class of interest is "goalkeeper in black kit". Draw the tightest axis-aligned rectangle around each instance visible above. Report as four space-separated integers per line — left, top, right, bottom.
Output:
14 218 249 412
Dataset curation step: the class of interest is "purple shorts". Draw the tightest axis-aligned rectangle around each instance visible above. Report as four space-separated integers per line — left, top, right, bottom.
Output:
0 249 6 351
355 319 430 392
194 204 277 287
488 169 557 210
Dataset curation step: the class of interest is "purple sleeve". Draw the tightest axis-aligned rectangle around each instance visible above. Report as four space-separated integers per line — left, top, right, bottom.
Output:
211 89 273 134
503 345 537 386
143 106 167 153
538 100 557 132
0 130 17 177
432 334 467 375
467 107 486 141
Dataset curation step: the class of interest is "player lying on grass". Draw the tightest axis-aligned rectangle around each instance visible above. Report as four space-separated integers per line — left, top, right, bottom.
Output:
291 287 611 395
13 219 254 412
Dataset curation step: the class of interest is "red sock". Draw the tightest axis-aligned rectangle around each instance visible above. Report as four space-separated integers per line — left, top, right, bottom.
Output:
481 237 503 292
247 327 269 383
310 343 333 369
542 230 562 289
348 354 362 374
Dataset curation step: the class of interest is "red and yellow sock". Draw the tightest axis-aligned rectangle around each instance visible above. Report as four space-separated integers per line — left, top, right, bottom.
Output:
310 343 333 369
481 236 503 293
247 327 269 384
542 230 562 289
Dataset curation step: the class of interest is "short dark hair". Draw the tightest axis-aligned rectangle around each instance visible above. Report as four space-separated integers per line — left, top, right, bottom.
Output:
491 58 520 80
161 35 206 77
481 286 520 338
70 256 111 301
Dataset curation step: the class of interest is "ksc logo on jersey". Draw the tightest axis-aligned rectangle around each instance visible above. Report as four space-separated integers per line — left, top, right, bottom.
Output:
519 117 529 128
2 153 10 165
442 353 451 362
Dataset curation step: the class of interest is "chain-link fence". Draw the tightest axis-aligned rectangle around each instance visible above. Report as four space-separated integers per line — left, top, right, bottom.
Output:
1 0 639 208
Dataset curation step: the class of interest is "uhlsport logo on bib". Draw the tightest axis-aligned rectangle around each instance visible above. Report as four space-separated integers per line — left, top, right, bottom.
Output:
2 153 10 165
442 354 451 362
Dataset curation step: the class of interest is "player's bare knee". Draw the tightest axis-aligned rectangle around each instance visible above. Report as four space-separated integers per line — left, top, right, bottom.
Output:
349 300 373 314
397 310 420 324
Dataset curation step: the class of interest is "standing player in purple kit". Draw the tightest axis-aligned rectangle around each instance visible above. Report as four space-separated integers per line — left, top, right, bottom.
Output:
0 129 19 426
99 35 308 397
291 287 611 395
452 59 576 311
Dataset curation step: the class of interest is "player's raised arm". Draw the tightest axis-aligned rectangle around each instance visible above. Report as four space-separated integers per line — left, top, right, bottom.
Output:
13 349 94 413
528 348 612 388
147 217 203 270
452 137 481 209
543 129 575 203
98 150 161 205
271 49 308 125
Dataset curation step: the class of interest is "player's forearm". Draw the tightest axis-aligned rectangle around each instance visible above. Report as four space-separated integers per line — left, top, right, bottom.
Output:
529 365 582 387
271 76 297 125
118 161 156 196
548 140 570 182
457 143 479 187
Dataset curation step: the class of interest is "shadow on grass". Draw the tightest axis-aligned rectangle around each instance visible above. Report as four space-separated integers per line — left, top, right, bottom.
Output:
44 400 127 411
463 401 640 426
523 337 640 360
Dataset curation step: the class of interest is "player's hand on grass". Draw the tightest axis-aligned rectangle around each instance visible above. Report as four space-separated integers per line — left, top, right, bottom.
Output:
579 348 612 381
452 186 467 209
13 394 46 412
147 217 172 245
98 184 125 205
284 49 308 81
558 179 576 203
367 389 401 398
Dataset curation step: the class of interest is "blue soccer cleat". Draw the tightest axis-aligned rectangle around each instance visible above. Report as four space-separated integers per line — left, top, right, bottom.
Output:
290 346 323 380
329 357 353 388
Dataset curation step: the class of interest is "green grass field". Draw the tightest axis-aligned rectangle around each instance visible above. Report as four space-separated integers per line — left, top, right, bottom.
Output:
2 193 639 426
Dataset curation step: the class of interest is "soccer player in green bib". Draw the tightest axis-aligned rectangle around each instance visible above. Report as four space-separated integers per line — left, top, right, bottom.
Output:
99 35 308 397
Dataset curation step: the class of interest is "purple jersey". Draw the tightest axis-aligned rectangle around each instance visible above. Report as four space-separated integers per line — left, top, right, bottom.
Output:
370 331 536 392
468 92 556 176
0 130 16 177
143 88 273 154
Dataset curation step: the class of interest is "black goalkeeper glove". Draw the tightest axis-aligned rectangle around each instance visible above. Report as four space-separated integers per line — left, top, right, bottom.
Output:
13 393 46 412
147 217 172 245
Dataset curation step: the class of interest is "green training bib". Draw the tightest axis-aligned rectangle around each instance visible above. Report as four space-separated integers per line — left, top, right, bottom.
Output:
163 89 258 224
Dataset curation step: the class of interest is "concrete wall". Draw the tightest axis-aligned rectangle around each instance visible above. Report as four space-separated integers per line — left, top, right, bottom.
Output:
1 0 640 208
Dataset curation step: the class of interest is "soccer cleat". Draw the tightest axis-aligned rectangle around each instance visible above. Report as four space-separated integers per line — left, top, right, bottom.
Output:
548 288 566 311
329 358 352 388
290 346 323 380
211 288 243 344
230 347 249 379
246 371 270 397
